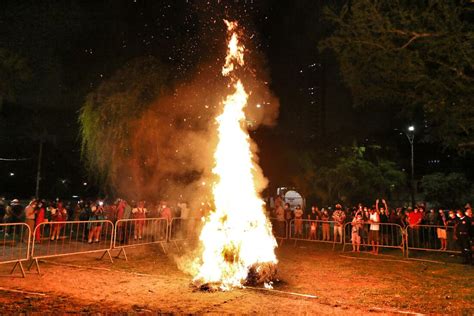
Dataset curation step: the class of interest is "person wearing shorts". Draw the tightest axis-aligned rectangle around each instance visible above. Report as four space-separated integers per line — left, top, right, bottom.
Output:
436 209 447 250
351 211 363 252
369 201 380 255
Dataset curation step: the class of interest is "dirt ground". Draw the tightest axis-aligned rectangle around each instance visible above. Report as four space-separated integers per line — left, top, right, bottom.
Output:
0 241 473 315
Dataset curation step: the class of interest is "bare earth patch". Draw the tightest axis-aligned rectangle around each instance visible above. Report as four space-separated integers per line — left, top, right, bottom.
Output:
0 242 473 314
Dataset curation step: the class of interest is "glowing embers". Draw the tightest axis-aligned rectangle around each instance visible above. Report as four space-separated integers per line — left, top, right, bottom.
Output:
192 20 278 291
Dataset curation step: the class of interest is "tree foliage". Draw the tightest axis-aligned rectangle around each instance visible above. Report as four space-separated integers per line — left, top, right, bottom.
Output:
320 0 474 150
0 48 30 109
421 172 472 207
79 56 171 196
292 146 406 206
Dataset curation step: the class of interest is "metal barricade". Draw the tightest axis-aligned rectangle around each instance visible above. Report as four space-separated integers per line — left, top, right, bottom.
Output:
113 218 168 260
169 217 202 250
29 220 114 274
342 222 405 254
405 224 460 258
289 219 343 249
268 217 288 245
0 223 31 277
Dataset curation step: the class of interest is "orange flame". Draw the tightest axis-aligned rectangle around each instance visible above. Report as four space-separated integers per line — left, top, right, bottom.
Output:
193 20 277 290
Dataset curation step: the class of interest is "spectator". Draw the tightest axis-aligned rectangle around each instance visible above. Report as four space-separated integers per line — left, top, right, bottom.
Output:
88 201 105 243
454 209 472 264
465 207 474 240
160 202 172 222
351 210 364 252
34 201 46 243
132 200 147 240
377 199 389 246
50 201 67 241
293 205 304 238
362 207 370 246
78 201 89 221
65 202 74 222
284 203 292 222
0 197 6 228
436 209 447 251
407 207 423 248
8 199 24 224
160 202 172 239
321 208 330 241
308 206 319 240
446 210 457 250
369 200 381 255
275 203 285 238
115 199 127 244
24 200 37 242
332 204 346 243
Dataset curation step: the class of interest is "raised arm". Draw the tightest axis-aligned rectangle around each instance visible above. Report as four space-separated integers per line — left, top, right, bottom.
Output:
382 199 388 211
375 199 380 213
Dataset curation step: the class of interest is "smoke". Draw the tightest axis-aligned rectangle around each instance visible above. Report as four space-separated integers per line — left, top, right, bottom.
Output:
106 26 279 214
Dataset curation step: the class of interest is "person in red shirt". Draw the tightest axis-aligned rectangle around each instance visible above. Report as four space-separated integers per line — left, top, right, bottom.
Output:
51 201 67 241
132 200 147 240
34 201 46 243
407 208 423 247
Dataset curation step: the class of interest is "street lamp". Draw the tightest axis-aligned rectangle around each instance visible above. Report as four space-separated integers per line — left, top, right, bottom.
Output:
406 125 415 207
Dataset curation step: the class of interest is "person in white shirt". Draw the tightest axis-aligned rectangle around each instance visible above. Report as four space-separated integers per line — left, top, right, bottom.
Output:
369 200 382 255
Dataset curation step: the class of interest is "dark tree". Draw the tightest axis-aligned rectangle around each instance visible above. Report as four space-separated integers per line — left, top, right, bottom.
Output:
320 0 474 150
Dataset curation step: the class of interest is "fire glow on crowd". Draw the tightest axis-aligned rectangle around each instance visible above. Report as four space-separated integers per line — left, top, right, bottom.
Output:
192 20 278 290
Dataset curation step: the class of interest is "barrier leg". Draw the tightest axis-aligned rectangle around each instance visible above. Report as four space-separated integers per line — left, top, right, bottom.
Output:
172 240 180 251
27 258 40 275
293 239 298 247
115 247 128 261
99 249 114 263
160 242 167 254
278 237 284 246
10 261 26 278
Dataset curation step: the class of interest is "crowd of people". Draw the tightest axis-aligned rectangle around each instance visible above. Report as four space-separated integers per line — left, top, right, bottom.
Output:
1 195 473 264
0 197 190 243
270 196 473 264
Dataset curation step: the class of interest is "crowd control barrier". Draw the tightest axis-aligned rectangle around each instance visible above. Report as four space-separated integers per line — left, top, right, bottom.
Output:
0 223 31 277
113 218 168 260
169 217 202 250
289 219 343 249
342 222 405 255
29 220 114 274
269 218 288 245
405 224 460 258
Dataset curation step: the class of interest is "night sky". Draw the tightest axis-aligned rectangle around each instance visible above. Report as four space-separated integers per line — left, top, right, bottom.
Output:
0 0 471 199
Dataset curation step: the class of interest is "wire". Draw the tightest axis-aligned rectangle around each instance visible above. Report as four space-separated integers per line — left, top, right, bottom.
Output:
0 157 32 161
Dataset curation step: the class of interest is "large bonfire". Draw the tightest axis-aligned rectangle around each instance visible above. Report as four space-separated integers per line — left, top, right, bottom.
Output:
192 20 278 291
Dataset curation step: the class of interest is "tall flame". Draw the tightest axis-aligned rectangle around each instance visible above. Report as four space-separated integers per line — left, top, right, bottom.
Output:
193 20 277 290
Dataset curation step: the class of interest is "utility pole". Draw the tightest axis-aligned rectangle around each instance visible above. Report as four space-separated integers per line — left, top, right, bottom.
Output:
35 140 43 198
405 126 415 208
